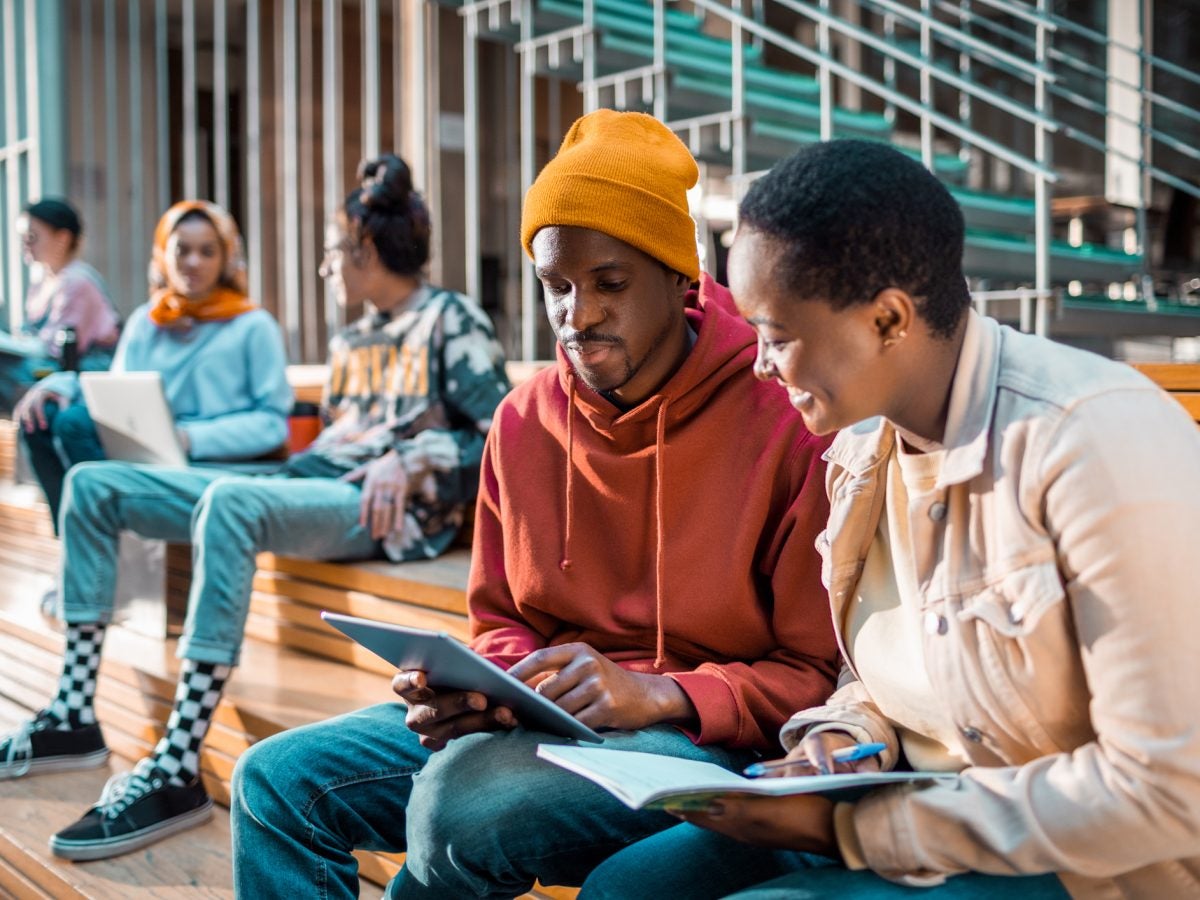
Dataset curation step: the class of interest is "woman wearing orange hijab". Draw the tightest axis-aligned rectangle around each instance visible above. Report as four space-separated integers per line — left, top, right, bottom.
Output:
16 200 291 533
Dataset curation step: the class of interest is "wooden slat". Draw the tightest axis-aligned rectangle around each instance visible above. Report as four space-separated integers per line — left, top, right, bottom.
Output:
251 584 468 638
1173 392 1200 421
0 852 54 900
1132 363 1200 392
258 552 470 615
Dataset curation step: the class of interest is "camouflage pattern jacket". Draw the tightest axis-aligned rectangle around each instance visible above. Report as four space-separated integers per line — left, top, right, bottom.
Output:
300 285 510 561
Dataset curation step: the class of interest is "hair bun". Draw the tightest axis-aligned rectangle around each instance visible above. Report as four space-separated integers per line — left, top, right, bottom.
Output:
357 154 414 211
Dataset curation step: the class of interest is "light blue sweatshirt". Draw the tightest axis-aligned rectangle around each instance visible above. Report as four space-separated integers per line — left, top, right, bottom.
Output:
43 304 292 461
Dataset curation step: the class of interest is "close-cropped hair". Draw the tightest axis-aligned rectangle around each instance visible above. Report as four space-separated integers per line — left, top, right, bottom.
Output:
738 139 970 339
341 154 431 277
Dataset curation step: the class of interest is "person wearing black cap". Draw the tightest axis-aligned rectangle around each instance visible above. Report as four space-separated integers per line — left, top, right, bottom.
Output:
0 198 120 411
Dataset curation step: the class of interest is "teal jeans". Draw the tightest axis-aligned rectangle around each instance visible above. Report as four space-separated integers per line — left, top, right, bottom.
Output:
58 461 381 664
230 705 755 899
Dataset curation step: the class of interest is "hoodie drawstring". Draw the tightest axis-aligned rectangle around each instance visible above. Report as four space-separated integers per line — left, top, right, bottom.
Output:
559 377 669 669
652 397 669 669
560 375 577 571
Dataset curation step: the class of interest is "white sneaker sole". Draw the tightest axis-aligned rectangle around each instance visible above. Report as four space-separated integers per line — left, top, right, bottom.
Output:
0 747 110 779
49 798 214 861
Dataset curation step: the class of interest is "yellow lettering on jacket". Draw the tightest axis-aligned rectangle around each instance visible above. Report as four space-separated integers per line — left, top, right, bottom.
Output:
335 342 430 400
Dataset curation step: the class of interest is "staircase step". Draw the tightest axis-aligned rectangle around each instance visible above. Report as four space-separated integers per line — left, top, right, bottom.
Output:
964 228 1143 282
747 119 970 176
539 0 707 33
950 187 1036 234
579 14 764 61
597 33 818 97
672 73 891 136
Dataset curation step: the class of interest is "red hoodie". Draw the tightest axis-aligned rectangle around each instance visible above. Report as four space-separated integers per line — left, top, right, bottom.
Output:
468 276 838 750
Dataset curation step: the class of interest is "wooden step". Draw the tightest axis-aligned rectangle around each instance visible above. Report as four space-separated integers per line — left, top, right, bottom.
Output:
0 580 570 898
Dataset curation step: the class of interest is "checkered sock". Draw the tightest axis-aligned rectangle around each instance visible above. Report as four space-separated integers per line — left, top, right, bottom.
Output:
47 623 107 730
150 660 231 786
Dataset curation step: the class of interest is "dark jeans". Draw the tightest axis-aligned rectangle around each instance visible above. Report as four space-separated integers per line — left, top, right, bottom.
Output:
231 707 754 899
578 823 1071 900
21 401 106 534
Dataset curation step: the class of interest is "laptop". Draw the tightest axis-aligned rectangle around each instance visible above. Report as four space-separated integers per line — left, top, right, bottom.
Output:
79 371 189 467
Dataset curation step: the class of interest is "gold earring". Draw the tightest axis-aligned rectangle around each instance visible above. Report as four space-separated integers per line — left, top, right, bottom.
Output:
882 329 907 348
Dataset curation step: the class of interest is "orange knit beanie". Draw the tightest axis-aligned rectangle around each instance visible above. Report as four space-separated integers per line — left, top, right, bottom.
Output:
521 109 700 281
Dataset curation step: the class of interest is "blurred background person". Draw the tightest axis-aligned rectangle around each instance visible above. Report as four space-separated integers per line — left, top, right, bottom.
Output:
0 198 119 412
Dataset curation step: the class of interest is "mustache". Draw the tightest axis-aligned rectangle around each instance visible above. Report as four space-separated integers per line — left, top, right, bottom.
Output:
558 330 624 347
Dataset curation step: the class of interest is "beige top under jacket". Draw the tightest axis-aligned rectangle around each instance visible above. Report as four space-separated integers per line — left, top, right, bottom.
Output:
781 310 1200 899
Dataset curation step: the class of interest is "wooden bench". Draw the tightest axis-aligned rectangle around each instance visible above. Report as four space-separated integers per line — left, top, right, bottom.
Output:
3 357 1194 898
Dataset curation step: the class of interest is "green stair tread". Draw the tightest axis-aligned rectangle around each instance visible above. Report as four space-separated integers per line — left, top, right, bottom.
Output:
1063 296 1200 317
540 0 706 31
542 0 763 62
950 187 1036 216
580 16 764 61
600 35 815 94
749 119 969 176
965 228 1143 265
672 72 891 134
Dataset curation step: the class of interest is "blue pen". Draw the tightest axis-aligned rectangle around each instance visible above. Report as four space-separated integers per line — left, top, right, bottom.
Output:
742 741 887 778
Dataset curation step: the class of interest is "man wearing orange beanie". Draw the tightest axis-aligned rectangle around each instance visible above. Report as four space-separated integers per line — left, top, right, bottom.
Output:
231 109 839 898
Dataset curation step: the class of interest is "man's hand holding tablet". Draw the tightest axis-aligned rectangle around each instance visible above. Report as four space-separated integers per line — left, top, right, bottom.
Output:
394 668 518 751
320 613 604 749
506 643 699 733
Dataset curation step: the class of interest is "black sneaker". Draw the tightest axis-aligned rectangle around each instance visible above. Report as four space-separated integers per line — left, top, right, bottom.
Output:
0 710 109 779
50 761 213 861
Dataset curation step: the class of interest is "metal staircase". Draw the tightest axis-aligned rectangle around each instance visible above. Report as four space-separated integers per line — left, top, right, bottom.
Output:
452 0 1199 357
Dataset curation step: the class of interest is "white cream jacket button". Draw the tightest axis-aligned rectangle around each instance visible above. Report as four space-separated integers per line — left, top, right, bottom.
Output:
928 501 947 521
924 611 948 635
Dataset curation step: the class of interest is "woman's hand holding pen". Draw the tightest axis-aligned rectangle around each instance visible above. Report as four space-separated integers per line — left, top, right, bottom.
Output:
663 736 885 858
755 732 884 778
392 669 517 751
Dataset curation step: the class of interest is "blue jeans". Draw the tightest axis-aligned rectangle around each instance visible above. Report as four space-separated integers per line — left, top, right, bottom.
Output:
21 401 106 534
230 705 755 899
578 823 1070 899
59 461 380 664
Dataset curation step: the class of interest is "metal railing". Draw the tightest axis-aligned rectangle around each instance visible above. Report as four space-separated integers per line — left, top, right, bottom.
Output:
458 0 1197 345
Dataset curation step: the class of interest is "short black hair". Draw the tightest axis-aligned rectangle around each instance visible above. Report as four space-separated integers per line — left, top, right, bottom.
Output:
26 197 83 252
738 140 969 338
342 154 431 277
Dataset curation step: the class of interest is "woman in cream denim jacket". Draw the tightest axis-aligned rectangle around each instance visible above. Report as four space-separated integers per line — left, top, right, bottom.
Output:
580 141 1200 900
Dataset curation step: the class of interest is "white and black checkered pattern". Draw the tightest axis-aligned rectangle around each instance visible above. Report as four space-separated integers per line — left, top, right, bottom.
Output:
150 660 231 786
48 624 107 730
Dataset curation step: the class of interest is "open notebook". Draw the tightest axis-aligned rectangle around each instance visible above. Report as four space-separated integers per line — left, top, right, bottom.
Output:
536 745 957 810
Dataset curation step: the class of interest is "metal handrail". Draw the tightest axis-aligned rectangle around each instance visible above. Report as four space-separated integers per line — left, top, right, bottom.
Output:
927 0 1200 133
840 0 1200 203
683 0 1055 179
842 0 1055 82
771 0 1059 133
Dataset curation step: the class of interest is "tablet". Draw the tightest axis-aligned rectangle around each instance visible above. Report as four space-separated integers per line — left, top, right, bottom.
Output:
321 612 603 744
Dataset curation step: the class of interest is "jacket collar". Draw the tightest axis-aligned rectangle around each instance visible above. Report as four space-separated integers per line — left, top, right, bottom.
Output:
823 310 1002 487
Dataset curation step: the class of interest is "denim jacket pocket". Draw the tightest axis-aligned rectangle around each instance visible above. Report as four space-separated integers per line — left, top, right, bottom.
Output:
956 561 1066 638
